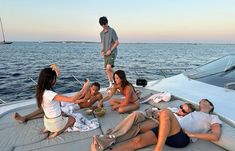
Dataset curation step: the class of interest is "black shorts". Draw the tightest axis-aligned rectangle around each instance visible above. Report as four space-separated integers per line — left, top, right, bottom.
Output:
151 127 190 148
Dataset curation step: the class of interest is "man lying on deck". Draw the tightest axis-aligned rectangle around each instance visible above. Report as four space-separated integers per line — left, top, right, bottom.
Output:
91 103 195 151
108 99 222 151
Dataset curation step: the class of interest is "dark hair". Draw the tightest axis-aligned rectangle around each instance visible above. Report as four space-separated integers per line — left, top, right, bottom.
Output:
202 99 214 113
185 103 196 112
36 68 57 108
91 82 100 90
113 70 131 89
99 16 108 26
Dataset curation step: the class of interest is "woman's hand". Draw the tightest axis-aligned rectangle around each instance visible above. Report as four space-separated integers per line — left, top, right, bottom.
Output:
50 64 61 77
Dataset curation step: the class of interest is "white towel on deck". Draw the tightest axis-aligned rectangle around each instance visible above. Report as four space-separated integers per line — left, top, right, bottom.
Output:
61 102 99 132
140 92 171 104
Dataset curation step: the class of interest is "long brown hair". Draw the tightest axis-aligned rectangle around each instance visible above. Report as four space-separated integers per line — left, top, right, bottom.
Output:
185 103 196 112
113 70 132 89
36 68 57 108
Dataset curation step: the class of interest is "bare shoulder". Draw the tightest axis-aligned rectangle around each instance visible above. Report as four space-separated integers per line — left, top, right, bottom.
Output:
127 84 134 90
123 84 134 93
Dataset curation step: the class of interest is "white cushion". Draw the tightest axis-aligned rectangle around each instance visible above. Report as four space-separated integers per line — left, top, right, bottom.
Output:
212 123 235 151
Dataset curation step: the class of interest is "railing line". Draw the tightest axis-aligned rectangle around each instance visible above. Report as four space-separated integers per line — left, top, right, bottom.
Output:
158 67 192 78
0 98 7 104
71 74 83 85
28 77 37 85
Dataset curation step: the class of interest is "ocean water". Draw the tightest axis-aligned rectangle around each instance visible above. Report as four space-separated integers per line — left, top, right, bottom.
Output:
0 42 234 103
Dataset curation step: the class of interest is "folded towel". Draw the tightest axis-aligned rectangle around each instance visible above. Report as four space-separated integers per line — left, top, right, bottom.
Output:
66 112 99 132
61 102 99 132
140 92 171 104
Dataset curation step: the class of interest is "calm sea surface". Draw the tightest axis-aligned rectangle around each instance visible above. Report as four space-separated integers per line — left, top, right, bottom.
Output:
0 42 234 102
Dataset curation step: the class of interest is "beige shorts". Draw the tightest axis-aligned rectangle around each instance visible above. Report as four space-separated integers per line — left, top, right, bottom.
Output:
44 115 68 132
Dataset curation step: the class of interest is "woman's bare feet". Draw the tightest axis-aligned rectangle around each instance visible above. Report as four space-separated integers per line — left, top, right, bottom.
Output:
48 132 59 139
91 137 102 151
91 142 102 151
41 128 49 134
13 112 26 123
110 104 119 111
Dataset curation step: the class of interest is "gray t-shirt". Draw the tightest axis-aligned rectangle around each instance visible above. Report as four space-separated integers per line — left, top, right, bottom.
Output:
100 26 118 55
179 111 222 142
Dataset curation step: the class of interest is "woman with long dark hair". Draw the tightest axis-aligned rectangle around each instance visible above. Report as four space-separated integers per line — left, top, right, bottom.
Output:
98 70 140 113
35 67 78 138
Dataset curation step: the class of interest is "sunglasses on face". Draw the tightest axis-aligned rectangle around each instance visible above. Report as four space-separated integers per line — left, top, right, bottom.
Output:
180 105 188 114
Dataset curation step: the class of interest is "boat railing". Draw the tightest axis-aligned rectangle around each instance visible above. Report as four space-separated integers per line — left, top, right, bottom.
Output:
0 98 7 104
157 67 193 78
71 74 84 85
27 75 84 86
28 76 37 85
130 66 193 79
1 67 192 104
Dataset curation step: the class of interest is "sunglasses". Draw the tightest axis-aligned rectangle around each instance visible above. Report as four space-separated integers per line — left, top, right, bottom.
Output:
180 105 188 114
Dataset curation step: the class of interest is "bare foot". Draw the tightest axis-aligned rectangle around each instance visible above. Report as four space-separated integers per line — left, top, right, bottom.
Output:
111 105 119 111
91 138 102 151
13 112 26 123
48 132 59 139
41 128 49 134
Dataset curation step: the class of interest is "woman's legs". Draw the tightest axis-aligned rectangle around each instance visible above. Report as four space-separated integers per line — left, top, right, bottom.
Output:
117 102 140 113
48 115 75 139
13 108 44 123
109 98 122 110
110 98 140 113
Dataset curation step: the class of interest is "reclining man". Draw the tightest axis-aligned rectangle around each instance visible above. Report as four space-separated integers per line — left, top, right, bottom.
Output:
91 102 195 150
100 99 222 151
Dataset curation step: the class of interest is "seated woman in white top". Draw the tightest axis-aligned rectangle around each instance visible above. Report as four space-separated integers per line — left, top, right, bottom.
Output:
37 67 86 138
13 64 99 124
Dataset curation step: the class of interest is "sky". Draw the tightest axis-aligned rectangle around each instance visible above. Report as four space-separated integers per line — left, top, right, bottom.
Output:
1 0 235 43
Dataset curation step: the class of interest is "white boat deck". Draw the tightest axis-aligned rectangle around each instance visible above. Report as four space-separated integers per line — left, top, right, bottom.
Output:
0 88 228 151
147 74 235 127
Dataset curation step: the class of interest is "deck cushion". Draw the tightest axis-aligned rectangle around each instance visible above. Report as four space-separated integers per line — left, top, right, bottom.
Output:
212 123 235 151
0 119 47 149
13 108 102 151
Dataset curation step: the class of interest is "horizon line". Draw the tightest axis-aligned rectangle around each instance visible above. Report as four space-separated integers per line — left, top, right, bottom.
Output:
6 41 235 45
